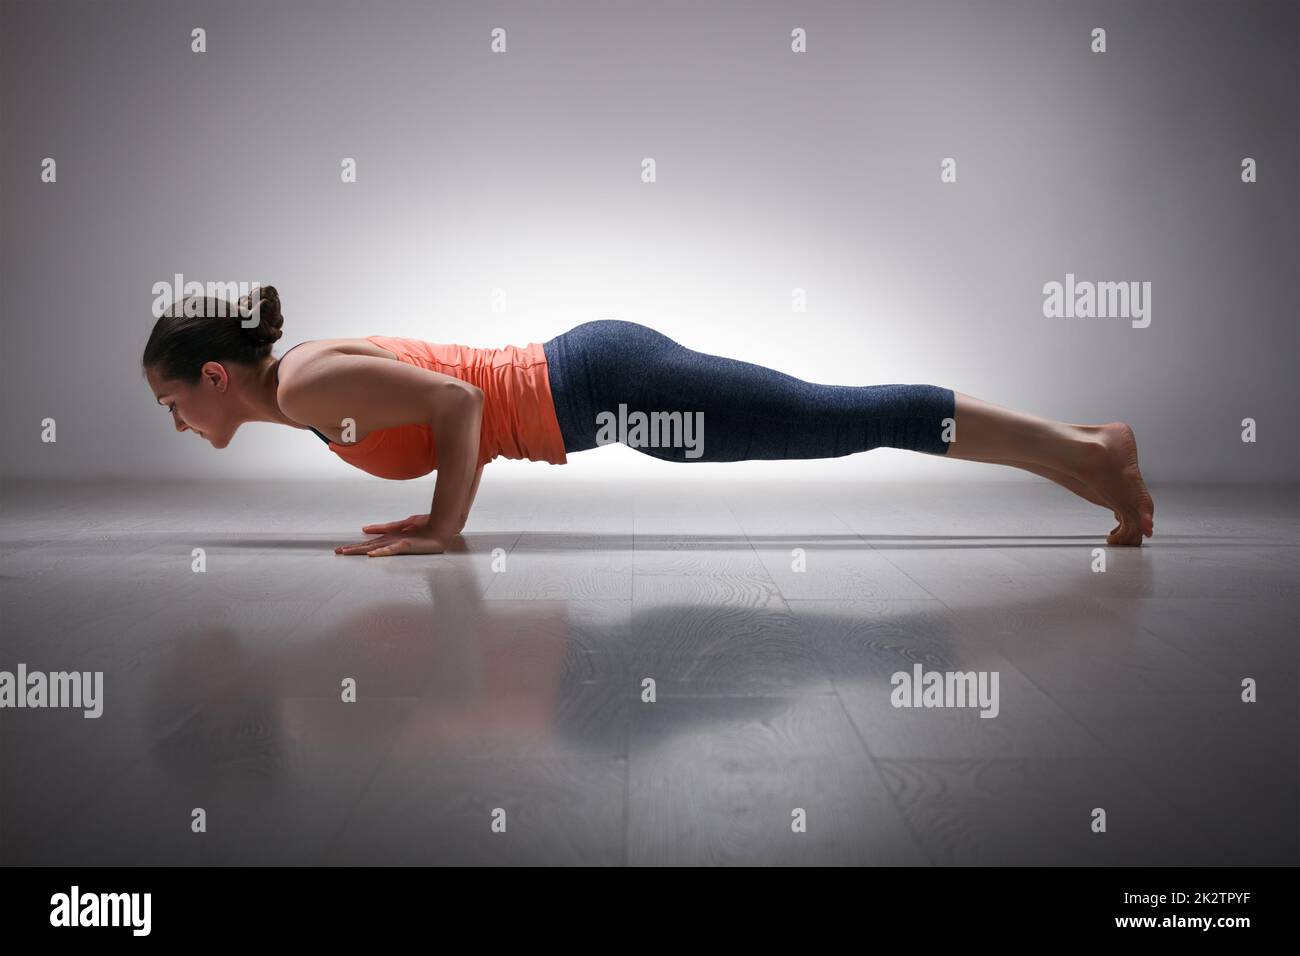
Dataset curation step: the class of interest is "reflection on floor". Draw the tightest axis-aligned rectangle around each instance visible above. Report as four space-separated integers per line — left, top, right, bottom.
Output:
1 477 1295 865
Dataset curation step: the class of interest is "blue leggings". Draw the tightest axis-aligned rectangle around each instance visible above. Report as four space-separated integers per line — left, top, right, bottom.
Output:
541 320 954 462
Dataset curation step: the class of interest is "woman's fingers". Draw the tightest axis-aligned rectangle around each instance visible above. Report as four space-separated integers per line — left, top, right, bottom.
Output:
335 531 447 556
335 535 398 554
361 514 429 534
367 539 414 557
367 536 446 557
364 540 408 557
361 521 404 533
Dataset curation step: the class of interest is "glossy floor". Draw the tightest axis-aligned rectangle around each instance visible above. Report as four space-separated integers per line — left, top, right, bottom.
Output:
1 478 1296 865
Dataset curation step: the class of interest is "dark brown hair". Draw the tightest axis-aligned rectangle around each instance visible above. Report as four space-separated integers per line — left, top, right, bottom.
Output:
141 285 284 384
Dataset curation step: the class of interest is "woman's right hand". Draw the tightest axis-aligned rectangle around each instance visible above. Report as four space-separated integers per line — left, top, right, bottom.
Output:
361 513 431 535
361 512 467 536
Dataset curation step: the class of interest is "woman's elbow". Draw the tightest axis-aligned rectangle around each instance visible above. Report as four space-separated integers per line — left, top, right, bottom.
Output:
460 385 485 416
436 381 482 407
431 383 483 428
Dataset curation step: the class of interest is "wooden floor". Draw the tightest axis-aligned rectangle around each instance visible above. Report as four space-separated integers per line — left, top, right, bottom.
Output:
1 477 1295 865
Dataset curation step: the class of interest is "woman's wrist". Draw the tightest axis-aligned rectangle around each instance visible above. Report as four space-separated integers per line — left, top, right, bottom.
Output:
423 517 460 540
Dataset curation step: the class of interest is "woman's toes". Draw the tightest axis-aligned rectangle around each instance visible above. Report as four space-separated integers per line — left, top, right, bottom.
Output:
1105 514 1145 546
1124 517 1143 546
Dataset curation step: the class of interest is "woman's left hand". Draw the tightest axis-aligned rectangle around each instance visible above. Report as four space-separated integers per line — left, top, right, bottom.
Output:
334 527 449 557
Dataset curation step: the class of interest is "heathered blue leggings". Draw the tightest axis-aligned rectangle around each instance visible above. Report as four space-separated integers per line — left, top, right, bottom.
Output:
541 320 954 462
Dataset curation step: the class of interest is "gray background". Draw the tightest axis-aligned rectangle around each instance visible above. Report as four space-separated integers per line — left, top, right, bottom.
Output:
2 0 1296 482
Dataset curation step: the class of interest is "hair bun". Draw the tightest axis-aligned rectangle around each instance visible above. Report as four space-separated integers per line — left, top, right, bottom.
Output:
237 285 284 346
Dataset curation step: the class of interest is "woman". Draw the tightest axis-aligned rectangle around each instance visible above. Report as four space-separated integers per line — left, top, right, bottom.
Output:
142 287 1154 557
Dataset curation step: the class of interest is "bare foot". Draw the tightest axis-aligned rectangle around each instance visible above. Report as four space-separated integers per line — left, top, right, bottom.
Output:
971 457 1110 509
967 456 1132 540
1078 423 1155 546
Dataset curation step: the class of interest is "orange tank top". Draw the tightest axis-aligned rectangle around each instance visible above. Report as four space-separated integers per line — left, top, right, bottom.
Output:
323 335 568 479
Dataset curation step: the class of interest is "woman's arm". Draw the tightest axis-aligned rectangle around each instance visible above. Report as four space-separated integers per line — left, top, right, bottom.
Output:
425 385 483 539
278 351 484 551
359 460 484 537
458 463 485 533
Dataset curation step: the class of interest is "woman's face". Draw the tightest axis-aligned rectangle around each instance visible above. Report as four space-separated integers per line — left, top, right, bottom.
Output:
146 362 240 449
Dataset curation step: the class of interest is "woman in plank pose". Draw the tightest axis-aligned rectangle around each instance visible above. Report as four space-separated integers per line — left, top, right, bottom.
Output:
142 286 1154 557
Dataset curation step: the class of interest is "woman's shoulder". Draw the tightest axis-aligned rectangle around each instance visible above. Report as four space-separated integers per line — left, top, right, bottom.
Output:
276 337 400 384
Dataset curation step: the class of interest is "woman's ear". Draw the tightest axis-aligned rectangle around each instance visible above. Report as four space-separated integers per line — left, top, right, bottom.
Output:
200 361 230 392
